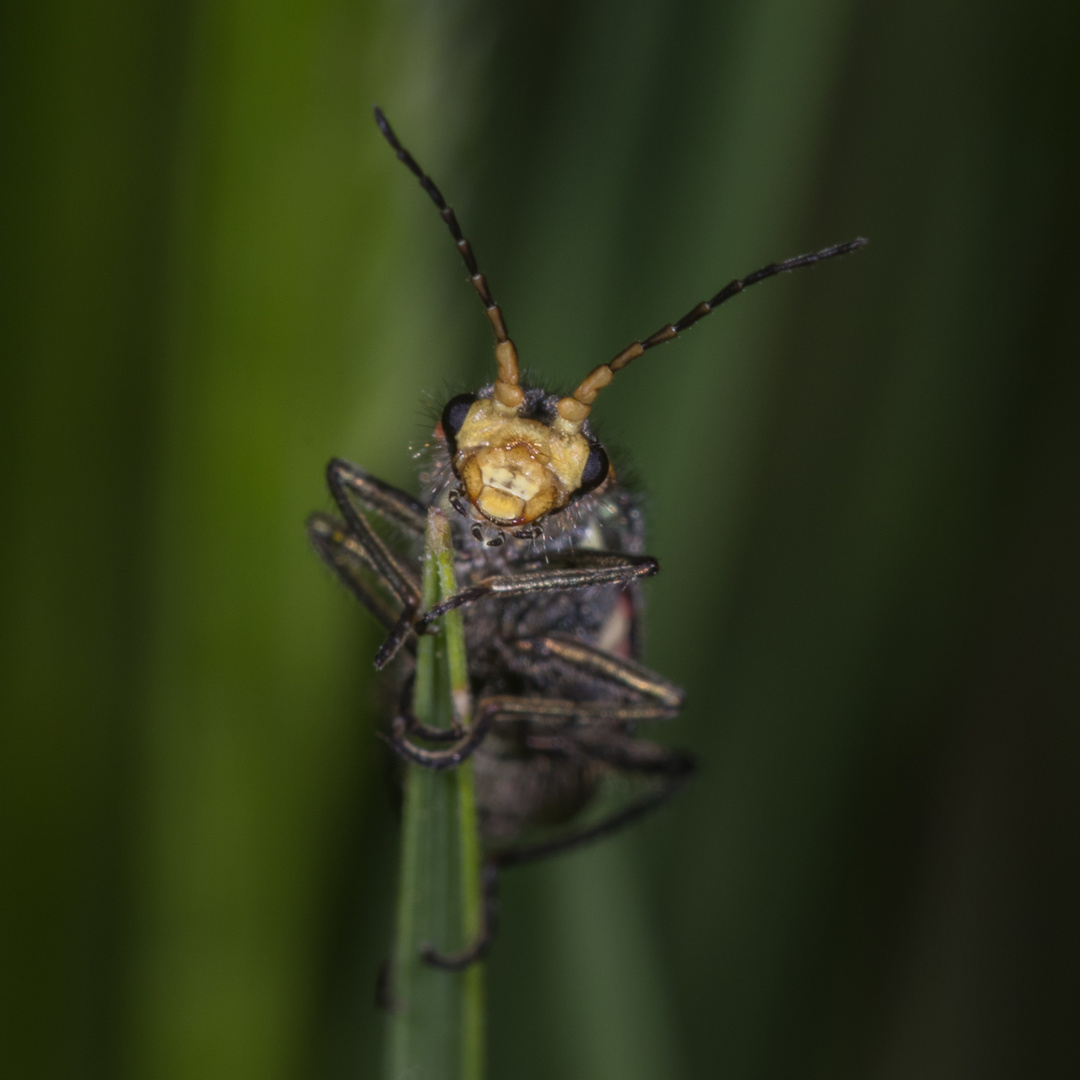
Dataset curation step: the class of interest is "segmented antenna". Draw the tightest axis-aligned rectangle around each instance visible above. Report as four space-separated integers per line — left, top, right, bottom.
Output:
374 107 523 413
555 238 869 427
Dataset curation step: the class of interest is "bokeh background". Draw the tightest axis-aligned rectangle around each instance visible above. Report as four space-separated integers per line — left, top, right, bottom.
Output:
4 0 1078 1077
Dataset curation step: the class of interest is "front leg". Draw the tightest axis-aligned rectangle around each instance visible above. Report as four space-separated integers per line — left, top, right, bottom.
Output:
308 459 426 637
326 457 427 540
374 551 659 669
307 513 417 631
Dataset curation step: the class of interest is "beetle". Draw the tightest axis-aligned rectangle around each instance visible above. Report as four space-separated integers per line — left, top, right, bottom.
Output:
308 107 865 969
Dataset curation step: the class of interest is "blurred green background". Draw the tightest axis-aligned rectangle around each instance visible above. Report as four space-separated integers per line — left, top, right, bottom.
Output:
3 0 1078 1077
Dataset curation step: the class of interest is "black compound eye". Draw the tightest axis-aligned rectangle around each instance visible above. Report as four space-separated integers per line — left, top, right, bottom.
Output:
441 393 477 445
578 443 609 496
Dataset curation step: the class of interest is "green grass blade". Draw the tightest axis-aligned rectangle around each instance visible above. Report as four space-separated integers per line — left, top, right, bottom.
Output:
386 509 484 1080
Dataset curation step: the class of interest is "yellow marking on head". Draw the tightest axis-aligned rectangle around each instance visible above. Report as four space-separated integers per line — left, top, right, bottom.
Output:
453 398 592 526
477 486 525 523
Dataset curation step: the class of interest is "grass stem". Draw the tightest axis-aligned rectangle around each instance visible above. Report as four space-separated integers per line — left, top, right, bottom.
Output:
386 509 484 1080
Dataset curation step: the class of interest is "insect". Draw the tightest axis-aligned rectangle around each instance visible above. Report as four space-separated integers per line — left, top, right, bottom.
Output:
308 107 865 970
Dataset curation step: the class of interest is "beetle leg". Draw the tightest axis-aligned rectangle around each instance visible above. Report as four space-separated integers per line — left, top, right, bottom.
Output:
307 512 417 632
308 461 426 646
495 739 695 868
396 676 466 741
420 859 500 971
384 694 590 770
387 686 686 772
419 552 659 629
383 696 514 770
326 457 427 540
375 552 659 669
415 737 693 970
502 633 684 712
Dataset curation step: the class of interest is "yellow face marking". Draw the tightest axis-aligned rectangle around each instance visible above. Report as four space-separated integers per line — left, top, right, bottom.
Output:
476 485 525 523
452 398 593 526
480 444 546 504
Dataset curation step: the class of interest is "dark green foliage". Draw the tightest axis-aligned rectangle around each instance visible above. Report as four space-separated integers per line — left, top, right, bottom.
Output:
2 1 1078 1078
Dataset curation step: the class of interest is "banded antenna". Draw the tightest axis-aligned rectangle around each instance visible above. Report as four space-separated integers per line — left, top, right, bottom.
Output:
554 238 868 429
374 107 523 414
